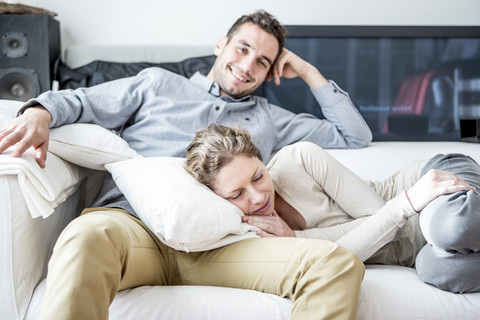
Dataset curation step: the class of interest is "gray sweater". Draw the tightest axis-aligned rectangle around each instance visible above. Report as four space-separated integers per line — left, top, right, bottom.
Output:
24 68 372 215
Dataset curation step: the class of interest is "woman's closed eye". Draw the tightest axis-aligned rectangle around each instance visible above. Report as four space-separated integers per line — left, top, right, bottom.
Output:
230 173 263 200
253 173 263 182
231 190 243 200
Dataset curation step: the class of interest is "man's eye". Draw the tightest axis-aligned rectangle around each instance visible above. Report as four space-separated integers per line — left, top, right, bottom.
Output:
258 60 267 68
238 47 247 54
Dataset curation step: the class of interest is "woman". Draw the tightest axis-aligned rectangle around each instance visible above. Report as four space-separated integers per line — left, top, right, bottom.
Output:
185 123 479 294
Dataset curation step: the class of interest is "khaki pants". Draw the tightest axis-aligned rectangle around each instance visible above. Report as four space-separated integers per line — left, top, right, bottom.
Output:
41 208 364 320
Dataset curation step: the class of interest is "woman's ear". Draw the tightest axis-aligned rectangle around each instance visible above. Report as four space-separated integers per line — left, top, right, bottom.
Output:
214 37 228 56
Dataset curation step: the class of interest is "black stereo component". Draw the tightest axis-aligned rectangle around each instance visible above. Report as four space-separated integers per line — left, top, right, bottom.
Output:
0 14 60 101
460 119 480 143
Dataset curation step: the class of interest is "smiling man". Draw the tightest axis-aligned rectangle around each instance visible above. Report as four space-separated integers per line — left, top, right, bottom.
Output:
0 10 368 320
208 23 280 98
209 17 330 98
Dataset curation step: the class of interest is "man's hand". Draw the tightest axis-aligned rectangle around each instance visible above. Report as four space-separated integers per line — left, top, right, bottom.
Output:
268 48 329 89
406 169 475 212
0 106 52 168
242 210 296 237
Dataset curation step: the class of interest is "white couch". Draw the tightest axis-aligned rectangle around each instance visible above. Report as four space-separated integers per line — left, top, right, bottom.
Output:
1 45 480 320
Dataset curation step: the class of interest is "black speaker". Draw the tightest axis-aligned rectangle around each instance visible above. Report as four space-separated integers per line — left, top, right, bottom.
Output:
0 14 60 101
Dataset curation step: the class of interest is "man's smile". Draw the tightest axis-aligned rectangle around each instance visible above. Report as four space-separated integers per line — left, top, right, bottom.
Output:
229 65 251 83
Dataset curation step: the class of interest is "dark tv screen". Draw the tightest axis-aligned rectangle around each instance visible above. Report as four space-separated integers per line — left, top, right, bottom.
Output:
263 26 480 141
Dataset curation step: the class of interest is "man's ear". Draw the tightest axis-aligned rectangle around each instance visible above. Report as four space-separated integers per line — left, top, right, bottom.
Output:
214 37 228 56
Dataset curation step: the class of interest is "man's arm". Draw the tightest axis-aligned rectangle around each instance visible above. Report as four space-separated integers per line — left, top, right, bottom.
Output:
269 48 328 89
0 67 166 168
267 48 372 149
0 105 51 168
0 68 151 167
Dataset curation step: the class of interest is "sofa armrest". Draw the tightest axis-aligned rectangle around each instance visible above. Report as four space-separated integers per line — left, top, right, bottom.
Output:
0 99 133 319
0 155 91 320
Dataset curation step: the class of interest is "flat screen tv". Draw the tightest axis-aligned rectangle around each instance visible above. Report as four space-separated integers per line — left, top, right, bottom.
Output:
262 25 480 141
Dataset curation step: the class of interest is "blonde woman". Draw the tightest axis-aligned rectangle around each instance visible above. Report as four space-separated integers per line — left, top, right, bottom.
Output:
186 123 479 294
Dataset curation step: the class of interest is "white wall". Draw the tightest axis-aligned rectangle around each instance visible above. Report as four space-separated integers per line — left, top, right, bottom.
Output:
14 0 480 51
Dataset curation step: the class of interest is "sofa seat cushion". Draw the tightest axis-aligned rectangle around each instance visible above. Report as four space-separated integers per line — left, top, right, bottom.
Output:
25 265 480 319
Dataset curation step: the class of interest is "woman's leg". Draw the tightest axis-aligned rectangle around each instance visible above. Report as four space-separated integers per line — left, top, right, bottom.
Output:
40 208 172 320
176 237 364 320
416 153 480 293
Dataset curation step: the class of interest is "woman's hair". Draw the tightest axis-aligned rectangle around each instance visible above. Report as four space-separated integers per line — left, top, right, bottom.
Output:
226 10 286 62
185 124 263 189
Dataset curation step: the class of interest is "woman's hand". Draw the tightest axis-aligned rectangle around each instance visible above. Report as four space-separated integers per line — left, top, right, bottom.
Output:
406 169 475 212
242 210 296 237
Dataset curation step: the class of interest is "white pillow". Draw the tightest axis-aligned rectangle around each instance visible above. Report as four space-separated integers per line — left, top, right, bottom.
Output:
105 157 258 252
0 99 23 127
49 123 140 170
0 100 139 171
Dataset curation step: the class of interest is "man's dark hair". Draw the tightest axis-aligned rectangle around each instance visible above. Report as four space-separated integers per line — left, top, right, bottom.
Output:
226 10 286 62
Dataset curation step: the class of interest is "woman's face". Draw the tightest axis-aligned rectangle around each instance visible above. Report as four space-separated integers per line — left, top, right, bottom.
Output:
212 155 275 216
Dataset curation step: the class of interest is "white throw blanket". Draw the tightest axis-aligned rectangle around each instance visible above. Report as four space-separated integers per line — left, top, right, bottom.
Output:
0 148 86 218
0 99 139 218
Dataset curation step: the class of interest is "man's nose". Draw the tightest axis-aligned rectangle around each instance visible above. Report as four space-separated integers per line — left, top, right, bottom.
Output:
239 55 256 72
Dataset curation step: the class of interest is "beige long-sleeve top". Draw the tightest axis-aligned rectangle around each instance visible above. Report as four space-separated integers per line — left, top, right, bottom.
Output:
267 142 428 267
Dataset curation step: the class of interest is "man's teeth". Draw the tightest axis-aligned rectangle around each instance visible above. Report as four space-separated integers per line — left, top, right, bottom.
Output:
232 69 248 82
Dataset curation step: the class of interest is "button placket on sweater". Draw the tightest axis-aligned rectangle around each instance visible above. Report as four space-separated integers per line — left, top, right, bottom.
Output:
209 99 227 122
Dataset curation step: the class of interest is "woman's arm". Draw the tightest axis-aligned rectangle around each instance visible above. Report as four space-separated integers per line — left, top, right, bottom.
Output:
300 192 417 261
299 170 474 261
247 192 416 262
254 141 416 261
256 142 474 261
258 142 415 261
406 168 475 212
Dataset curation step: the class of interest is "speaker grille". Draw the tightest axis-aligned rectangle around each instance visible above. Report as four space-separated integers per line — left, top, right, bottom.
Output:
0 14 60 101
0 67 40 101
1 31 28 58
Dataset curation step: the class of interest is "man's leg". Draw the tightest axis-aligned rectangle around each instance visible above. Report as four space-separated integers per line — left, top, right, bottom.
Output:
416 245 480 293
175 237 364 320
40 208 172 320
416 153 480 293
418 154 480 250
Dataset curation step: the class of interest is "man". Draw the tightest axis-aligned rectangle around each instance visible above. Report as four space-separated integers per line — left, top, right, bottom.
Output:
0 10 368 320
